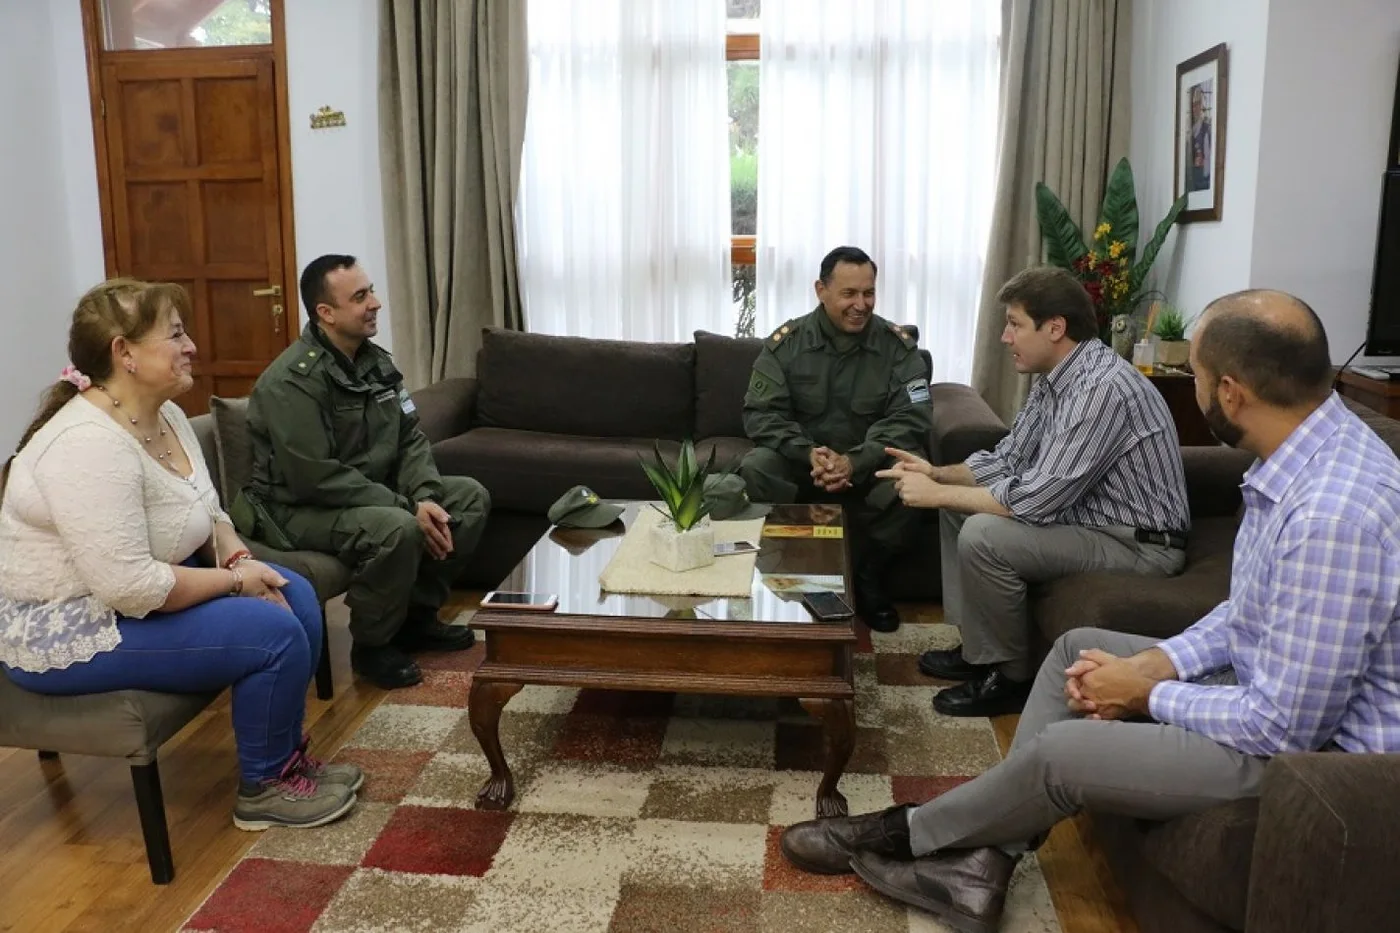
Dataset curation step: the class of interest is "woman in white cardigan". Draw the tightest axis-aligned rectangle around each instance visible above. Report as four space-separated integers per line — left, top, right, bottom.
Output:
0 279 361 831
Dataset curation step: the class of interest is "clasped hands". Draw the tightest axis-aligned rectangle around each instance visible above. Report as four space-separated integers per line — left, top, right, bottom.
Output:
809 447 854 493
415 500 455 560
1064 649 1171 721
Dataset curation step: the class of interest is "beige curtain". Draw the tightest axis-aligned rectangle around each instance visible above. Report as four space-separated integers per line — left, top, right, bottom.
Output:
379 0 528 388
970 0 1132 421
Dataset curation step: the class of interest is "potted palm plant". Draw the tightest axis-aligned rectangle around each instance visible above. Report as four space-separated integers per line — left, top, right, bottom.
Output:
638 439 717 572
1150 304 1192 367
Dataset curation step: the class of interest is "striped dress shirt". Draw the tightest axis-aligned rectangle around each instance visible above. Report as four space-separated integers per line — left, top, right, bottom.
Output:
1151 394 1400 756
965 339 1190 532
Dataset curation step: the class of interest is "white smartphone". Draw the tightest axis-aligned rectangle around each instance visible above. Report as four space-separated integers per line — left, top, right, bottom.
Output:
480 591 560 611
713 540 760 556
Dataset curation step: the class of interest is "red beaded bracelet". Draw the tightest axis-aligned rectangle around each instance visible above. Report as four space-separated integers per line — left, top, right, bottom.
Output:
222 548 253 570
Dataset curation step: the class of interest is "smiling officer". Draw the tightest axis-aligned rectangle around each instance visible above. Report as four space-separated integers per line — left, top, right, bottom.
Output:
234 254 490 690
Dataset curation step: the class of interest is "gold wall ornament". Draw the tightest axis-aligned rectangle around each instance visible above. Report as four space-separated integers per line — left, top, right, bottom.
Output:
309 106 346 130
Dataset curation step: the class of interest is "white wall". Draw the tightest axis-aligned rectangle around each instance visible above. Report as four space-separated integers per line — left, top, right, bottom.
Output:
1129 0 1272 325
1250 0 1400 363
0 3 84 452
283 0 392 349
0 0 394 452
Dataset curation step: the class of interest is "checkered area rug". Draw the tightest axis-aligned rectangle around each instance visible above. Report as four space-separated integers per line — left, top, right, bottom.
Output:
181 614 1060 933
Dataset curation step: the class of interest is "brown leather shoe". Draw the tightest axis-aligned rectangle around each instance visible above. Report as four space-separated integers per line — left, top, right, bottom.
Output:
779 805 913 874
850 847 1017 933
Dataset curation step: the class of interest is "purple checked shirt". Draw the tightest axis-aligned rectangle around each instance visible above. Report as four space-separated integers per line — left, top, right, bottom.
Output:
1150 394 1400 756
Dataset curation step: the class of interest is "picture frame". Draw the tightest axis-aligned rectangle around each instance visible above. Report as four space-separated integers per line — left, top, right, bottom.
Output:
1174 43 1229 223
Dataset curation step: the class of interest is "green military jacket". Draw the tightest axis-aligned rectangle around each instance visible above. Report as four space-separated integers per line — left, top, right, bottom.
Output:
241 322 444 518
742 309 932 484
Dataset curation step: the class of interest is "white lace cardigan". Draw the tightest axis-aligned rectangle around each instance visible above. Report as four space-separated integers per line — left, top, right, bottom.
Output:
0 396 229 672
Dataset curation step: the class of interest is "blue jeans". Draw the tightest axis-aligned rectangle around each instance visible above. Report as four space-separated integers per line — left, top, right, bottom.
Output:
5 566 322 784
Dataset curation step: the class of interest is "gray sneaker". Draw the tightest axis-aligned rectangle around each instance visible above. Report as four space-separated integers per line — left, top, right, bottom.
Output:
292 739 365 793
233 769 356 831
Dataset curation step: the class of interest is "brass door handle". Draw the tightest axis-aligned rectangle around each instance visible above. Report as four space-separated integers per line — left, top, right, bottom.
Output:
252 285 282 297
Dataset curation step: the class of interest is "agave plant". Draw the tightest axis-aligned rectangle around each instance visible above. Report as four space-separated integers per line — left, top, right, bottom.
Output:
1035 157 1189 333
638 439 716 532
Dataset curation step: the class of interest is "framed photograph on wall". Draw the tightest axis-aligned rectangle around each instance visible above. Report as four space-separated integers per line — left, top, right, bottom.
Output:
1174 43 1229 223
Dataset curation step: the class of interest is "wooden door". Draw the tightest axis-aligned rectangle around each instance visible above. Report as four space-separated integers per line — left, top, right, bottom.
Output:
84 2 295 416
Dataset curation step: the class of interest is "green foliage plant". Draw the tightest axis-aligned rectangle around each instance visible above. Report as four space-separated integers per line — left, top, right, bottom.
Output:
1151 305 1190 342
638 439 716 532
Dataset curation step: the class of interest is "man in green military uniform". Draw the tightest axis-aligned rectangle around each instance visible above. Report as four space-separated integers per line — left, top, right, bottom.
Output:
740 246 932 632
235 254 491 689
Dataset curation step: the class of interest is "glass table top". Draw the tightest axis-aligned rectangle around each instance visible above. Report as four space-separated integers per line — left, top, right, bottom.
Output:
489 503 852 625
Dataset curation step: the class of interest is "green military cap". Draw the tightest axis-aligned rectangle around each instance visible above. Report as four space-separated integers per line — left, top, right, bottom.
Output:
704 473 770 521
547 485 624 528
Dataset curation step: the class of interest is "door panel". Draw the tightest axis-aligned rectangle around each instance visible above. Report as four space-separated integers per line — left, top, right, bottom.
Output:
100 52 288 416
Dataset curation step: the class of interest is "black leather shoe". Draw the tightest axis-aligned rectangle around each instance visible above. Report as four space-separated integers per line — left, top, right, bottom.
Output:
918 648 990 682
779 805 914 874
393 607 477 652
850 847 1017 933
351 643 424 690
932 670 1032 718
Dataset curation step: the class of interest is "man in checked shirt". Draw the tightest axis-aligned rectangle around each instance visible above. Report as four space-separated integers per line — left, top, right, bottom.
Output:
884 265 1191 718
779 290 1400 933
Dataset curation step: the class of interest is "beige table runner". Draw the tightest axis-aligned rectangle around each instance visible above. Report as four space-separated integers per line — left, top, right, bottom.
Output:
598 507 764 597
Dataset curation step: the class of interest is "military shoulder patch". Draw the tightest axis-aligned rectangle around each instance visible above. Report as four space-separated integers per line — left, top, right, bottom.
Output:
906 378 931 405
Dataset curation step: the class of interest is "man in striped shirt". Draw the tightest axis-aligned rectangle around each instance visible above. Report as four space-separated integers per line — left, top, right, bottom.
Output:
780 290 1400 933
881 266 1190 717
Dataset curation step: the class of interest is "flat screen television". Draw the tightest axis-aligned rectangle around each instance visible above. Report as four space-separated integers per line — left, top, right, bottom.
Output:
1365 171 1400 356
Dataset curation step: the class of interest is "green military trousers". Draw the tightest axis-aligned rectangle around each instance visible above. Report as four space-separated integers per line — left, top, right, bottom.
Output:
269 477 490 647
737 447 921 556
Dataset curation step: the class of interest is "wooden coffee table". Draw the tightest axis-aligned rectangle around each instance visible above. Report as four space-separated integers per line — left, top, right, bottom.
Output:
469 503 858 817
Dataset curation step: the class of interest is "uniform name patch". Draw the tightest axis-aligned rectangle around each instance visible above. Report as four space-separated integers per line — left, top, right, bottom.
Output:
398 388 416 414
906 380 930 404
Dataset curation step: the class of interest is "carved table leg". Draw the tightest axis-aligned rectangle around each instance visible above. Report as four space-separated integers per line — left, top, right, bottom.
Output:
799 697 856 817
470 680 524 810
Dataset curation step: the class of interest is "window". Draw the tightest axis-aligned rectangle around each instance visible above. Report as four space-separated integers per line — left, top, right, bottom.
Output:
101 0 272 51
728 0 759 337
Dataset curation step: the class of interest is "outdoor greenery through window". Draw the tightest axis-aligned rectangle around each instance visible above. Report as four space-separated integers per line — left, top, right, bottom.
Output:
728 0 759 337
102 0 271 50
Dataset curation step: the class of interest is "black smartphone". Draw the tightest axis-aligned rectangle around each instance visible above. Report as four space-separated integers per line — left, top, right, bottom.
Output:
801 591 855 622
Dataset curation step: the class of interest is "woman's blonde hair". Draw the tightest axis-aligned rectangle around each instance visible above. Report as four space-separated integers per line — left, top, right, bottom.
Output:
1 279 192 503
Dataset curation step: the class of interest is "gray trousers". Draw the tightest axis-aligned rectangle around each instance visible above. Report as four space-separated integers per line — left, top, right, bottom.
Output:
908 628 1267 856
940 511 1186 680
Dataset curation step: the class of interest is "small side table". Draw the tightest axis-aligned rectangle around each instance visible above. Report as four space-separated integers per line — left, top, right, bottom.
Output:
1335 369 1400 419
1146 369 1217 447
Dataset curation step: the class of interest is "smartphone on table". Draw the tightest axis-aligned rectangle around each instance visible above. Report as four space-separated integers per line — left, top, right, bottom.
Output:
713 540 759 556
801 591 855 621
480 591 560 611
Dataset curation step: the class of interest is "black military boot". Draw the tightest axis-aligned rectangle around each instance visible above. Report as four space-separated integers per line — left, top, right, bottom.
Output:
854 548 900 633
392 604 477 652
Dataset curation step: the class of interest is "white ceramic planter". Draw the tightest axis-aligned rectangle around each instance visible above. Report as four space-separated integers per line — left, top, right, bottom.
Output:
647 516 716 573
1157 340 1190 366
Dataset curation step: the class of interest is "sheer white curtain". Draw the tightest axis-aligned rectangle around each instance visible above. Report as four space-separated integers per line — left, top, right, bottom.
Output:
516 0 731 342
756 0 1000 383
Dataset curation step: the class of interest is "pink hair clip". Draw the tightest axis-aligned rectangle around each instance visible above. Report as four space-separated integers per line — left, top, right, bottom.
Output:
60 365 91 391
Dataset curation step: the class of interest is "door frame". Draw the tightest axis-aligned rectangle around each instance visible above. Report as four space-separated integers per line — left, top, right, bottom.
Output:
78 0 300 338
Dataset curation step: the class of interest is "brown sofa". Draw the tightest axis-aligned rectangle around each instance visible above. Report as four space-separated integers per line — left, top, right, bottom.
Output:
931 390 1400 933
411 327 1008 600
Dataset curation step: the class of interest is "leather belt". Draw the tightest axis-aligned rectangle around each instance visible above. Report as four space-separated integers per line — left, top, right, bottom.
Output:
1135 528 1188 550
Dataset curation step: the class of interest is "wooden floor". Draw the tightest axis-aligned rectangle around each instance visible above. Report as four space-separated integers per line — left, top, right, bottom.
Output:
0 596 1138 933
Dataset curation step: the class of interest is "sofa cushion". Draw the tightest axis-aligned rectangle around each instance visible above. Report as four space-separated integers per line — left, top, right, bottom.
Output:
694 331 763 439
1139 798 1259 930
247 541 351 604
209 396 252 505
696 436 753 474
433 428 683 513
1032 515 1238 644
1343 396 1400 455
475 329 695 440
